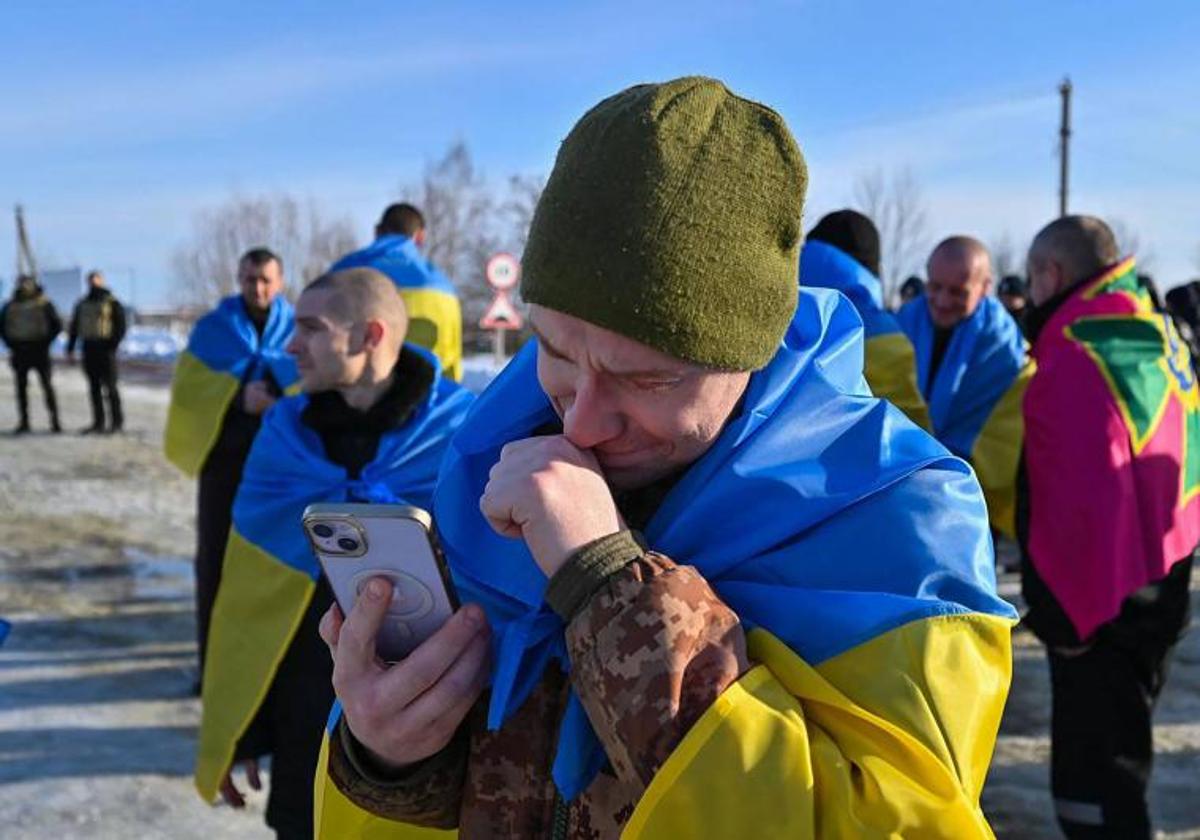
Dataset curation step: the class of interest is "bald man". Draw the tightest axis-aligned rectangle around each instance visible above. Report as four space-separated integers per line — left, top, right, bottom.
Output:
1020 216 1197 838
194 268 473 839
897 237 1033 536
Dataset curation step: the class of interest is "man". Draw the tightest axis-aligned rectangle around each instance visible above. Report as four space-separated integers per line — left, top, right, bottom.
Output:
897 237 1033 537
194 268 472 839
1 275 63 434
997 274 1030 336
1020 216 1198 838
898 274 924 307
801 209 930 429
66 270 127 434
314 77 1016 839
331 203 463 382
164 248 298 679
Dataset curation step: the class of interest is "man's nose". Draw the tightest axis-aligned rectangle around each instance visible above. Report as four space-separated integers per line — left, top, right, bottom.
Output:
562 375 623 450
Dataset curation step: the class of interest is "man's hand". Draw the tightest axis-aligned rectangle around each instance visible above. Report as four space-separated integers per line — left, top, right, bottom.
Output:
479 435 622 577
242 381 277 416
319 578 491 770
219 758 261 808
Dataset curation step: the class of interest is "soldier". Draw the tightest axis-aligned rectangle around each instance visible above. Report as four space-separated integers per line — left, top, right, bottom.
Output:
67 270 127 434
0 275 62 434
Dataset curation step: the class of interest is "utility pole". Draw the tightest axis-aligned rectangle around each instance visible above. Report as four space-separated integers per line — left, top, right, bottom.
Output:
1058 77 1072 218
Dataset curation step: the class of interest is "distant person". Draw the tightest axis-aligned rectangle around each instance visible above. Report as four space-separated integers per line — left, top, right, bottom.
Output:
331 202 463 381
1021 216 1198 838
1165 280 1200 366
194 268 472 840
897 237 1033 537
997 274 1030 336
164 248 299 683
898 274 924 307
0 275 62 434
66 270 127 434
801 209 930 428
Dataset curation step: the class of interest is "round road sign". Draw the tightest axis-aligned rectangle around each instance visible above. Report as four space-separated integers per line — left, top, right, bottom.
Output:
485 253 520 291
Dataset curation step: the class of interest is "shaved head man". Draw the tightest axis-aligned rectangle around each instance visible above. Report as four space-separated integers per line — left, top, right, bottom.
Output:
1019 214 1197 838
196 266 473 838
897 234 1031 537
925 236 994 329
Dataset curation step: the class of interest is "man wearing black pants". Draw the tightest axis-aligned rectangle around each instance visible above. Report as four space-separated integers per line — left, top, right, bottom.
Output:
67 270 127 433
0 275 62 434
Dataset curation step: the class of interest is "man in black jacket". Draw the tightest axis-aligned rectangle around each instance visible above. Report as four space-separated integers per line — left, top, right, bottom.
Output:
0 275 63 434
67 270 128 434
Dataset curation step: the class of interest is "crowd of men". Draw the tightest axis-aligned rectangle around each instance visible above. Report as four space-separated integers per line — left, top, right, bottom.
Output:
5 74 1194 839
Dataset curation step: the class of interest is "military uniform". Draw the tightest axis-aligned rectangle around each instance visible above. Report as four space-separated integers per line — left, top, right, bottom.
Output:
0 281 62 433
68 286 127 432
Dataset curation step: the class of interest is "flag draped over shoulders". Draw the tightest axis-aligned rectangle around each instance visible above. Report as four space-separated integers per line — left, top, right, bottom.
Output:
332 236 463 382
898 293 1033 535
195 351 473 802
1024 258 1200 640
799 240 930 429
164 295 299 477
435 287 1017 802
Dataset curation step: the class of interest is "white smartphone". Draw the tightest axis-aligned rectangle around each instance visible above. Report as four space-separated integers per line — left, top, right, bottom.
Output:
302 503 458 663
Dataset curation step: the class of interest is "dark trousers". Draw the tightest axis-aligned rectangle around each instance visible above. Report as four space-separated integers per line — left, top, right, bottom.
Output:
1047 580 1190 838
11 350 58 428
237 580 335 840
82 345 122 429
194 434 255 674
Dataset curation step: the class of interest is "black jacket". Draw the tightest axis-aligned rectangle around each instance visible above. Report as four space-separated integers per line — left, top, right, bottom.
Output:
68 286 127 354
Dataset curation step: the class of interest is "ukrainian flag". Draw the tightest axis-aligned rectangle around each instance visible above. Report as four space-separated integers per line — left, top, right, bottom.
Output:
898 293 1033 537
799 240 930 430
313 289 1017 837
195 356 473 804
332 236 463 382
163 295 298 477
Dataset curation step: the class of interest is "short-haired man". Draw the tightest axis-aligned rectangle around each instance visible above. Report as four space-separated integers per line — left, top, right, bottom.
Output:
802 209 930 429
66 270 127 434
0 275 62 434
1021 215 1198 838
997 274 1030 337
194 268 472 840
331 203 463 382
314 77 1016 839
164 248 298 681
897 236 1033 536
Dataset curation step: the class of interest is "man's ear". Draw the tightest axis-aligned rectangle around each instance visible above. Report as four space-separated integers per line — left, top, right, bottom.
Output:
413 229 427 249
361 319 385 352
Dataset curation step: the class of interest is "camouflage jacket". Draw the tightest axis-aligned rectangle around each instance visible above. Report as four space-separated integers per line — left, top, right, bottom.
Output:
327 530 748 838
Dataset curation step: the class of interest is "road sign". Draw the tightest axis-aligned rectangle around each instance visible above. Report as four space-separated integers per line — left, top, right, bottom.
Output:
485 253 520 291
479 291 523 330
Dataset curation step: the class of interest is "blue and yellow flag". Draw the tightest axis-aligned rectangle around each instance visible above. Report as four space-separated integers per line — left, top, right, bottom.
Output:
897 294 1033 536
428 288 1017 812
164 295 299 477
195 350 473 803
799 240 930 430
332 236 463 382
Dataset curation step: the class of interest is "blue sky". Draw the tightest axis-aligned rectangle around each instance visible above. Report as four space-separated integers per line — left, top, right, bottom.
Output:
3 1 1198 306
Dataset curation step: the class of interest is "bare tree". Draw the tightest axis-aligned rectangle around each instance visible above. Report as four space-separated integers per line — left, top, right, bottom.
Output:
852 167 931 305
1108 217 1157 274
988 232 1026 279
172 194 357 305
501 173 546 258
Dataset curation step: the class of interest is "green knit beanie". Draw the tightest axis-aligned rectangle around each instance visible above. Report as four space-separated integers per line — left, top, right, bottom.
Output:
520 76 807 370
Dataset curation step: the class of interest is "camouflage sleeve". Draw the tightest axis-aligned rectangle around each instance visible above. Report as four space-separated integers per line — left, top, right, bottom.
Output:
554 537 750 790
325 716 468 829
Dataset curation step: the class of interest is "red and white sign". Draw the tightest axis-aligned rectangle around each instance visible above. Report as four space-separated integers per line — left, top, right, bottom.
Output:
485 252 520 291
479 291 523 330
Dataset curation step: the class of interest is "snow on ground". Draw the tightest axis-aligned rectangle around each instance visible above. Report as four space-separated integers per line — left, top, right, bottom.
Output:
0 361 1196 838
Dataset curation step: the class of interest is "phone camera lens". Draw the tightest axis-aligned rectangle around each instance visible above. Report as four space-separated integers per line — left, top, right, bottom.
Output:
312 523 334 539
337 537 360 552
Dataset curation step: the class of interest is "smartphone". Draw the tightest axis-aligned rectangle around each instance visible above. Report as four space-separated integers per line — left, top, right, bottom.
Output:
302 503 458 663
